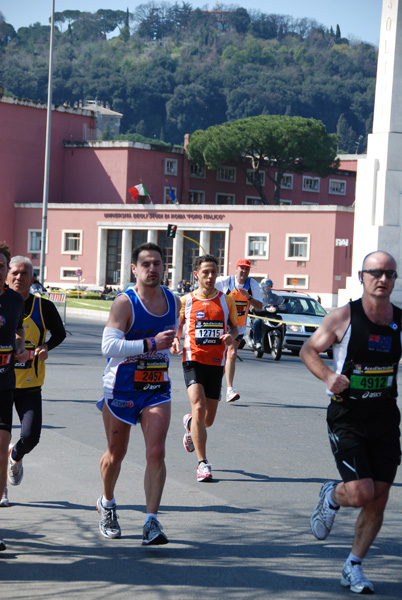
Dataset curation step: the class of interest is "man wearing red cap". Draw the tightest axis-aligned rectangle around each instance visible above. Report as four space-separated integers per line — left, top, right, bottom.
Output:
215 259 262 402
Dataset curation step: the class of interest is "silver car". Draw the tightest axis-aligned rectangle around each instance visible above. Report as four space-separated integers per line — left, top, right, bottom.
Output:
277 291 329 356
245 290 330 358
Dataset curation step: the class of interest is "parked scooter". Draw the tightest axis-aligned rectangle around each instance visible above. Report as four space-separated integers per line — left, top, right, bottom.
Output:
244 308 285 360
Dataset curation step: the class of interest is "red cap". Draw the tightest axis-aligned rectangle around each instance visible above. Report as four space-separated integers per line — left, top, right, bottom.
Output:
236 258 251 268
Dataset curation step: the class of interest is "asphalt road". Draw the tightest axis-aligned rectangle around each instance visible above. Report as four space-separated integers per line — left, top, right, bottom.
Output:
1 315 401 599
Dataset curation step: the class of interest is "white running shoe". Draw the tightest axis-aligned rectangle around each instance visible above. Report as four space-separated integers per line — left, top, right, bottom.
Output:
197 462 213 482
255 342 262 349
183 414 195 452
7 445 23 486
341 561 374 594
0 487 9 508
96 497 121 539
310 481 338 540
226 389 240 403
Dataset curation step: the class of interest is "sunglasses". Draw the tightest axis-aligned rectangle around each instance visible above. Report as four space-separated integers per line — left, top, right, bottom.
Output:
361 269 397 279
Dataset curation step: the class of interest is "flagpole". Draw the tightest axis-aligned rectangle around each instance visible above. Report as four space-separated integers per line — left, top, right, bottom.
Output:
39 0 55 285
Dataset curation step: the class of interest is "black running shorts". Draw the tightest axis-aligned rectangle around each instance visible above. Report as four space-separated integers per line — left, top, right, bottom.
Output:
182 361 224 400
327 400 401 484
0 389 14 433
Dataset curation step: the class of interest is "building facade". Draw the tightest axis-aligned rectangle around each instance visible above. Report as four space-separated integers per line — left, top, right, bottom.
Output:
1 96 357 306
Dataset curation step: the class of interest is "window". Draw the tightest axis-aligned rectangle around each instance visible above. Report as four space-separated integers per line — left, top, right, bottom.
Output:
246 234 269 259
183 232 200 282
164 186 177 204
280 174 293 190
211 231 226 275
284 275 309 289
190 163 205 178
216 193 235 205
157 232 174 284
246 169 265 186
61 268 81 280
106 230 121 285
62 231 82 254
302 176 320 192
27 230 42 253
217 166 236 182
188 190 205 204
329 179 346 195
286 234 310 260
165 158 178 176
246 196 262 205
280 199 292 205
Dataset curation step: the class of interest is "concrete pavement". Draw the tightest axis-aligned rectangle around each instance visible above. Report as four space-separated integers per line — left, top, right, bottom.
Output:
1 314 401 599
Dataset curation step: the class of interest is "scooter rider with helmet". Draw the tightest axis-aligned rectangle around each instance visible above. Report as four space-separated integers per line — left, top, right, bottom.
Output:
251 279 284 349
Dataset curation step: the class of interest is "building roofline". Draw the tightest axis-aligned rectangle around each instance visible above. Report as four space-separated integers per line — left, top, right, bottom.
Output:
0 95 93 116
82 102 123 117
63 140 184 153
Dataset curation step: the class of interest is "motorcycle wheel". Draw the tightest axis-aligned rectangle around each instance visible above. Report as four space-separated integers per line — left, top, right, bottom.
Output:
270 335 282 361
254 350 264 359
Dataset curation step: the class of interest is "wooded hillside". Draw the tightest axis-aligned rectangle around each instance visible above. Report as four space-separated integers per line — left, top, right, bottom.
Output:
0 3 378 151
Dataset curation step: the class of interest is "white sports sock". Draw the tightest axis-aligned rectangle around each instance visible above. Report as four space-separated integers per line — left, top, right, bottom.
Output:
347 551 363 564
102 495 116 508
326 488 339 508
145 513 158 524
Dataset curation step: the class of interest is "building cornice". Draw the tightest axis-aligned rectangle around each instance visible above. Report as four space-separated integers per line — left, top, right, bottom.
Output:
15 203 355 213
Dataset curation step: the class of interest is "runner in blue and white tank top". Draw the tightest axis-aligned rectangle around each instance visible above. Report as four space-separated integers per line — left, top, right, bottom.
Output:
100 285 177 422
96 243 181 546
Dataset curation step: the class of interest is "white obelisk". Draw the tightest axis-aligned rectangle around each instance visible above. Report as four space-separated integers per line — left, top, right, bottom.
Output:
338 0 402 305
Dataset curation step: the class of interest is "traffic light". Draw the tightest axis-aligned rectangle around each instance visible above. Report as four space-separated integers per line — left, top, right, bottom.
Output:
167 224 177 238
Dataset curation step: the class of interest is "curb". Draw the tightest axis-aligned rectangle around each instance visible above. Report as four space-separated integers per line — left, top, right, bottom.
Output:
66 307 109 321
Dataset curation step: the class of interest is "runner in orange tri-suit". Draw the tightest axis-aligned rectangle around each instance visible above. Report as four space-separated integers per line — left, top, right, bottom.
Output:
172 254 238 482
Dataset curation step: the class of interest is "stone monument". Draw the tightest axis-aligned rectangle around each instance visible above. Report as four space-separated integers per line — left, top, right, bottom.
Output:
338 0 402 305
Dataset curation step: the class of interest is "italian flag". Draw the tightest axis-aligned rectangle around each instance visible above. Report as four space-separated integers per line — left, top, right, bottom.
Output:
128 183 148 201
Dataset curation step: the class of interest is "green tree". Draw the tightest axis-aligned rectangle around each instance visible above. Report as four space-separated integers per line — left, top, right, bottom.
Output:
228 8 251 34
165 80 227 143
96 10 128 37
336 113 357 153
0 15 16 48
187 115 339 204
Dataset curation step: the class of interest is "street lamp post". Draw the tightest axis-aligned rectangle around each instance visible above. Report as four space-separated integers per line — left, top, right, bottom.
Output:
39 0 55 285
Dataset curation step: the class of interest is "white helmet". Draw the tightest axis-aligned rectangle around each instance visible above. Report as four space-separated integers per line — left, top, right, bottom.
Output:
260 278 273 289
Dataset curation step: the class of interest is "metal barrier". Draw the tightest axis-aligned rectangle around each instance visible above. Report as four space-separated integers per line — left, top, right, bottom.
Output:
48 291 67 325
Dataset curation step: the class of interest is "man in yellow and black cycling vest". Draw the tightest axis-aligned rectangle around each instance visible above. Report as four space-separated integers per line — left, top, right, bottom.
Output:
0 243 27 549
1 256 66 507
216 258 262 403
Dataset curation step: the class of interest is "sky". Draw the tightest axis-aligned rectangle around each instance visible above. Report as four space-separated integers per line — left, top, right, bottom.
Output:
1 0 383 46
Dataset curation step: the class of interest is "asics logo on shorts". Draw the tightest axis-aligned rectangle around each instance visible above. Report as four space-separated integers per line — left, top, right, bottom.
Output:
362 391 382 399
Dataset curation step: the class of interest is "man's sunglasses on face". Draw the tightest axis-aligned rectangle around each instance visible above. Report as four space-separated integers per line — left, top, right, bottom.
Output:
361 269 398 279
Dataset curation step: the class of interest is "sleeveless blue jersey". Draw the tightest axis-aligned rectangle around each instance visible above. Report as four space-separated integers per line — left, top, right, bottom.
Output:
102 287 177 405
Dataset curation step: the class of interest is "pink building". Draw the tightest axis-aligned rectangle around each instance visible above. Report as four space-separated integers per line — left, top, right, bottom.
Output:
2 96 357 306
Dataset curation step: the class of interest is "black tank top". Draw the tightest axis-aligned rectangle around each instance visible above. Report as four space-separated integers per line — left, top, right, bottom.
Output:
339 299 402 404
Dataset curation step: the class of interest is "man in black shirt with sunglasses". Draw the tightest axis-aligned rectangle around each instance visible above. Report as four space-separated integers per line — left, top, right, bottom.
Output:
301 250 401 595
